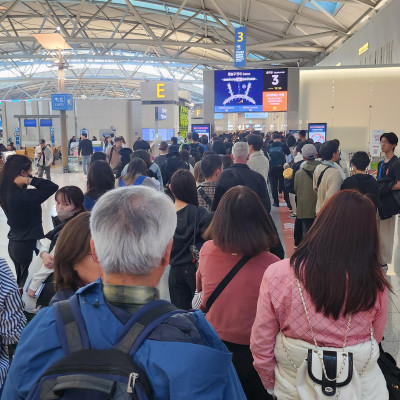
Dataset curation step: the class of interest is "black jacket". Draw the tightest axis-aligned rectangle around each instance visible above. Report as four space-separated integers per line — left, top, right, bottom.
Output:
170 204 209 267
212 163 271 213
78 139 93 156
161 155 189 185
5 178 59 240
341 174 379 208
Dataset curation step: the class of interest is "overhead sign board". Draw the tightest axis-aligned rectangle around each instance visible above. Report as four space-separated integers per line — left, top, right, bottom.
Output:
24 119 37 127
51 93 73 111
40 119 53 127
234 27 247 68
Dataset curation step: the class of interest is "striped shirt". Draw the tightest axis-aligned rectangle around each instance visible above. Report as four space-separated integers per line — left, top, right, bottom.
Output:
0 258 26 388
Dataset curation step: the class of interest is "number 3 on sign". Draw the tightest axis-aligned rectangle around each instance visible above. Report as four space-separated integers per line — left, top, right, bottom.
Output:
272 75 279 85
237 32 244 42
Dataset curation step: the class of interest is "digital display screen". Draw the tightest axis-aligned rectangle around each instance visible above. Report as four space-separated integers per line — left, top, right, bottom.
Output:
192 124 210 138
142 128 155 141
155 107 167 121
215 68 288 113
308 123 327 143
263 69 288 91
158 129 174 141
24 119 37 127
214 70 264 113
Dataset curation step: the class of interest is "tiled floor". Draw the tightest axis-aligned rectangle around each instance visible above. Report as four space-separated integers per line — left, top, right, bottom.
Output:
0 163 399 362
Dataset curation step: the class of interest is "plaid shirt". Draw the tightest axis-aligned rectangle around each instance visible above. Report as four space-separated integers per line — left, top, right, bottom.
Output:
103 283 159 314
197 181 216 212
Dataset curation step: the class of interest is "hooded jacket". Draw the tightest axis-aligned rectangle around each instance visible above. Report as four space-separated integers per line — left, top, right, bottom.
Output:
3 279 245 400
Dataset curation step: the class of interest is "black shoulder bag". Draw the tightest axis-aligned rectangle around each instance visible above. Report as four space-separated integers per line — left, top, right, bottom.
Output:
205 255 252 313
197 186 212 207
189 209 200 269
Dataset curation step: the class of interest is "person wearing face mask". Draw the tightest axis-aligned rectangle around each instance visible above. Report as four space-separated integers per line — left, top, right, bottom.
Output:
0 155 59 288
23 186 85 312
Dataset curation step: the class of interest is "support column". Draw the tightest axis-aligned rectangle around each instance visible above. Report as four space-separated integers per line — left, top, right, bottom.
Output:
58 65 68 173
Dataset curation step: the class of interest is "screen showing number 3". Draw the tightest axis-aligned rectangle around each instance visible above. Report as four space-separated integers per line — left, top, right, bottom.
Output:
272 75 279 85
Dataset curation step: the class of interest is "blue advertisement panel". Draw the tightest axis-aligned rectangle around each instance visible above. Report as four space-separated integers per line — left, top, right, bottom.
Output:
24 119 37 127
158 129 174 141
15 136 20 146
308 123 327 143
192 124 211 138
234 27 246 68
40 119 53 127
142 128 155 141
51 94 73 111
214 69 264 113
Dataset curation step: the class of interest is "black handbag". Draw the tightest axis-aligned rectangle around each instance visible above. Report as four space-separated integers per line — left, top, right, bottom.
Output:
378 342 400 399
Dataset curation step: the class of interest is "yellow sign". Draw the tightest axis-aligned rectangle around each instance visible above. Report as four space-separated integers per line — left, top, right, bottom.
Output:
196 109 201 117
156 83 165 98
359 42 368 56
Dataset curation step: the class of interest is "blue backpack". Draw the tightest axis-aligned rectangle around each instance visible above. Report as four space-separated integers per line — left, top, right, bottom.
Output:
27 296 185 400
268 145 286 169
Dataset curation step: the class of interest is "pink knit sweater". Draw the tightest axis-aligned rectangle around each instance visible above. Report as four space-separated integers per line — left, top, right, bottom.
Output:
250 258 389 389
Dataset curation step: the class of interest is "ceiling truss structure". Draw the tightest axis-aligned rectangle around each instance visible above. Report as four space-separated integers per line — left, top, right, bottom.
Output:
0 0 390 102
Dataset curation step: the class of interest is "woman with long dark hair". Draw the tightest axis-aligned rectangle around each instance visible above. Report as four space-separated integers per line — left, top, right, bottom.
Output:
83 160 115 211
197 186 279 400
0 155 58 287
51 212 103 304
168 169 208 309
251 190 391 400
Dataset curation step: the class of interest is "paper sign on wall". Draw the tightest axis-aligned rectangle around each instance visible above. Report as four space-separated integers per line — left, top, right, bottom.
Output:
370 129 384 157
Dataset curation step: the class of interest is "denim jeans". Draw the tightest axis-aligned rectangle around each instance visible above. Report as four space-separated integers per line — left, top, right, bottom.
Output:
81 155 91 175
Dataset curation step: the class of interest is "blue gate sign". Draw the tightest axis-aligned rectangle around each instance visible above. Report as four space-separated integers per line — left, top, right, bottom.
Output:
234 27 247 68
51 134 55 145
40 119 53 127
15 136 20 146
14 127 20 135
50 127 55 133
51 94 74 111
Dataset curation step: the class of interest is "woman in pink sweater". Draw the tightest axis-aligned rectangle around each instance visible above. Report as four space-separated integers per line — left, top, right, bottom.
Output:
250 190 391 399
197 186 280 400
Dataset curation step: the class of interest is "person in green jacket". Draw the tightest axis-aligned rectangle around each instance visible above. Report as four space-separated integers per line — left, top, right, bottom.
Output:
294 144 321 243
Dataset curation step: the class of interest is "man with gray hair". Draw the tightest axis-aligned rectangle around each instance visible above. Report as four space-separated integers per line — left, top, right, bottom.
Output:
212 141 272 213
3 186 246 400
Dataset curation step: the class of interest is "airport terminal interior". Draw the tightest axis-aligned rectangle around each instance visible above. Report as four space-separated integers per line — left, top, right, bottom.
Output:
0 0 400 398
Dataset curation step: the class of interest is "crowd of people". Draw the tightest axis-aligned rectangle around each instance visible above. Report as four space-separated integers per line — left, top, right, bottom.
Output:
0 128 398 399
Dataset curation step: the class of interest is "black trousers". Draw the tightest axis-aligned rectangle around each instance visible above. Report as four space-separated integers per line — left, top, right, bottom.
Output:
223 341 273 400
168 263 196 310
8 239 38 287
269 167 291 208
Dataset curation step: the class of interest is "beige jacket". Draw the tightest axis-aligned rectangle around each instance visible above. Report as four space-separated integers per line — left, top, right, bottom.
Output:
248 151 270 184
313 163 342 213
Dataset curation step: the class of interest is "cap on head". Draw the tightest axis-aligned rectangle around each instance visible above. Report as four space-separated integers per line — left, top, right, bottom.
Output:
302 144 318 160
40 139 46 144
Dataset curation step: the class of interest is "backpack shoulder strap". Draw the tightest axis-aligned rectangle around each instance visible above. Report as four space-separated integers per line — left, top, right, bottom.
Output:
54 295 90 355
116 300 185 357
197 186 212 206
304 170 314 180
133 175 146 185
317 165 333 188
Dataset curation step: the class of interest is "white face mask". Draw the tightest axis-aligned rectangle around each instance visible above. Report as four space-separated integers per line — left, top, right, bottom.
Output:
57 208 76 222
